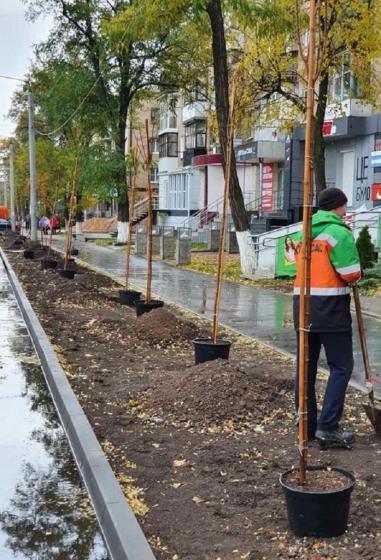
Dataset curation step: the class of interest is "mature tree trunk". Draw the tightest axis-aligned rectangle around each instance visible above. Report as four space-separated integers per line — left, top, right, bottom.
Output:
116 133 129 243
57 0 132 243
206 0 256 277
313 73 329 197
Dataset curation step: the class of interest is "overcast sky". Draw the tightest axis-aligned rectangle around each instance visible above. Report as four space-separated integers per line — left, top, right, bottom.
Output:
0 0 53 138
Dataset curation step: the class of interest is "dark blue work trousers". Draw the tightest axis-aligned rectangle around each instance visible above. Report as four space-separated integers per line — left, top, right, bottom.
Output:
295 331 354 432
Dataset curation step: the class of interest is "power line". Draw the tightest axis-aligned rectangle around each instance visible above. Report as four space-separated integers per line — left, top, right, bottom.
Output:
35 17 134 138
0 74 28 83
35 74 102 137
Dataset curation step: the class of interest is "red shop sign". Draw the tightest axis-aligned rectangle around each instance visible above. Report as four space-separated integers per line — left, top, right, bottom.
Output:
322 121 333 136
371 183 381 201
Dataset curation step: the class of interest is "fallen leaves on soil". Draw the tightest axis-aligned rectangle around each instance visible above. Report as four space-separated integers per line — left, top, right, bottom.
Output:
1 231 381 560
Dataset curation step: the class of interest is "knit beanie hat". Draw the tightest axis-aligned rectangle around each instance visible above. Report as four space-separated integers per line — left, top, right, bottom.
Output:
318 187 348 211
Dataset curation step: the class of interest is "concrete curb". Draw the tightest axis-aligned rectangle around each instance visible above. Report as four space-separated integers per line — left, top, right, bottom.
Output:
0 248 156 560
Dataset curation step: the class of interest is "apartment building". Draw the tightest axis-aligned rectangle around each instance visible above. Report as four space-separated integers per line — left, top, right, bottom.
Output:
287 65 381 214
154 93 287 231
126 54 381 234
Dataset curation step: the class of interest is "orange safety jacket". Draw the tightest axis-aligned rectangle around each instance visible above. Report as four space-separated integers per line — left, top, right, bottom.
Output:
293 210 361 332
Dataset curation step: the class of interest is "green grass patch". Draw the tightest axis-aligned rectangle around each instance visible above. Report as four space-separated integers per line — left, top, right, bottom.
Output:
90 238 118 247
191 242 208 251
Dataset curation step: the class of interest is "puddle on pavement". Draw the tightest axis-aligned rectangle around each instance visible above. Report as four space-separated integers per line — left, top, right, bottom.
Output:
0 264 109 559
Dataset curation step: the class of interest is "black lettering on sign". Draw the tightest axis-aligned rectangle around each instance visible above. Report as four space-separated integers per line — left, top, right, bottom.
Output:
356 156 369 183
356 186 371 201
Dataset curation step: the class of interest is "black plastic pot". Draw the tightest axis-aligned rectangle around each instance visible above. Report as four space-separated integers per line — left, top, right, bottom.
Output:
23 250 34 259
193 338 232 364
71 247 79 256
134 299 164 317
119 289 142 306
280 466 356 538
58 258 75 269
57 268 76 280
41 259 58 270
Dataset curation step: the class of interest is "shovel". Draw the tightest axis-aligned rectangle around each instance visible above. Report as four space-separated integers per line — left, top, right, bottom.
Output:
352 284 381 436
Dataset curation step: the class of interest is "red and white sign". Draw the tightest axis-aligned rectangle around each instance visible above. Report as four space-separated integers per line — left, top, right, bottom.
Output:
261 163 274 211
371 183 381 201
343 213 355 230
323 121 333 136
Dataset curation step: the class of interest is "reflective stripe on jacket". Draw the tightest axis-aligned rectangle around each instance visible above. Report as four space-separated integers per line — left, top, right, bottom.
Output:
293 210 361 332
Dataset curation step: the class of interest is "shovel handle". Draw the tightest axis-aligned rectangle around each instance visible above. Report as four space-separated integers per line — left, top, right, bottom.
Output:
352 284 374 397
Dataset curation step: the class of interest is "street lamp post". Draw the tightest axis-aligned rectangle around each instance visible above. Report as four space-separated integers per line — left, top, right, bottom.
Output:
28 92 37 241
0 76 37 240
9 145 15 232
2 175 6 208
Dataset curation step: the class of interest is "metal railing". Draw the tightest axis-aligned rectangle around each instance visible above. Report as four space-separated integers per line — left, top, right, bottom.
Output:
181 190 287 231
133 196 159 218
181 195 225 230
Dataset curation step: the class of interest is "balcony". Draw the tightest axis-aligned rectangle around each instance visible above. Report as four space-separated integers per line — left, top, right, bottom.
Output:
182 101 207 124
325 99 372 120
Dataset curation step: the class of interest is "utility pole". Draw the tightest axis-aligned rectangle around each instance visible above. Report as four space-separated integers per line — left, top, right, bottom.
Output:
9 144 15 231
28 92 37 242
1 162 6 207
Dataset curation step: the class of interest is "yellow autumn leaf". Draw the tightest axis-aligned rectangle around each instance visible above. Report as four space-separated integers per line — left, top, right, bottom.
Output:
192 496 204 504
173 459 188 467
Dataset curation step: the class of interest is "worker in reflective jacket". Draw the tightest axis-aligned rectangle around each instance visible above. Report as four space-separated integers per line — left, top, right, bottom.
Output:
293 187 362 448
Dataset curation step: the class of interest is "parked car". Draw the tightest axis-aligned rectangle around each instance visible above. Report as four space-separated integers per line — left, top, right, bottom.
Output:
0 219 11 230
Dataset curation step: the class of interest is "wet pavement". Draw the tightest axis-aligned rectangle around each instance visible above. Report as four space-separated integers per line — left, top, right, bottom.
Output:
56 237 381 398
0 261 109 559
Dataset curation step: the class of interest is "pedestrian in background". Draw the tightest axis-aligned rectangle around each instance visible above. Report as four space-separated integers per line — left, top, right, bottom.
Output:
50 215 59 234
38 215 50 235
293 187 362 447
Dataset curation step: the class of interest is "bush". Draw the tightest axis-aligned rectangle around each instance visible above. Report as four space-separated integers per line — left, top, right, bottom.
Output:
356 225 375 270
363 261 381 279
358 278 380 290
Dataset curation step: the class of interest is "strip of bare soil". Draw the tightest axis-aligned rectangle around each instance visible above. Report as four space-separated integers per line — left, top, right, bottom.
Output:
1 231 381 560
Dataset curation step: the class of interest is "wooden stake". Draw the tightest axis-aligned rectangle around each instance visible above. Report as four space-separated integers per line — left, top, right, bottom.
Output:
64 156 80 269
47 172 60 260
298 0 316 485
145 119 153 303
212 78 236 343
124 148 138 290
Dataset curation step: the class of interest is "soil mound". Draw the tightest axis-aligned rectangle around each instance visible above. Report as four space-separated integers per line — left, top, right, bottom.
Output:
143 359 289 431
132 307 209 347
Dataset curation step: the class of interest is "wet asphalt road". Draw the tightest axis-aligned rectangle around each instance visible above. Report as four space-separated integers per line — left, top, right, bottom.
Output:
0 261 109 559
54 238 381 398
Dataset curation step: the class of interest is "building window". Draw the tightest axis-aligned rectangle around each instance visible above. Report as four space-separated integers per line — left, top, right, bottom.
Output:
150 108 159 123
185 122 206 149
150 167 158 183
159 103 177 131
159 133 178 157
195 88 207 101
331 57 359 101
165 174 188 209
150 137 158 154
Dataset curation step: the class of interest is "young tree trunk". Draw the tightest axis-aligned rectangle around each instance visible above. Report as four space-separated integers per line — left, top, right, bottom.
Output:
206 0 256 278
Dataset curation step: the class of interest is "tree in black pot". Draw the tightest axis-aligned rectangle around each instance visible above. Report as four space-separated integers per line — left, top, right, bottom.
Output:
133 119 164 317
279 0 356 538
119 147 142 306
57 157 79 280
192 79 237 365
